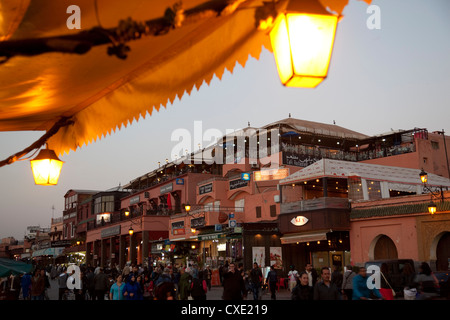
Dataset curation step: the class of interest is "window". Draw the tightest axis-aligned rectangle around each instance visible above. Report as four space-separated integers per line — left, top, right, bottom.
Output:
367 180 382 200
204 202 213 211
348 176 364 201
256 206 262 218
214 201 221 211
94 195 115 214
431 141 439 150
235 199 245 212
65 194 78 210
70 223 75 238
270 205 277 217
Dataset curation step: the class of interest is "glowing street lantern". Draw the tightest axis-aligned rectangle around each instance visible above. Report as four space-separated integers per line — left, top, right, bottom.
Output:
419 169 428 184
270 0 339 88
428 202 437 215
30 148 64 185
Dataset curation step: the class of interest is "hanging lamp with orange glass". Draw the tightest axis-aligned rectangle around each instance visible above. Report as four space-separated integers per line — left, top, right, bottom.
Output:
270 0 339 88
30 148 64 185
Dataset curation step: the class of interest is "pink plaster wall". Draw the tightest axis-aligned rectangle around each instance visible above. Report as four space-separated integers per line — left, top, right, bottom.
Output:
350 216 419 265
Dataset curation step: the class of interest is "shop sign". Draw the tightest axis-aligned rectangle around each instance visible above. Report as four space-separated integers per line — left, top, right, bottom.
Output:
290 216 309 226
130 195 140 205
228 219 237 228
229 179 248 190
171 221 184 230
176 178 184 185
254 168 290 181
173 228 185 235
283 152 321 167
199 183 213 195
241 172 251 181
101 225 121 238
51 240 72 247
198 233 226 241
215 224 222 232
191 217 205 228
160 183 173 194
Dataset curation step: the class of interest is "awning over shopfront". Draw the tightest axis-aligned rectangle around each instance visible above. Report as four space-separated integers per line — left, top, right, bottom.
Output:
280 231 327 244
31 247 65 258
0 258 33 277
280 159 450 188
0 0 369 157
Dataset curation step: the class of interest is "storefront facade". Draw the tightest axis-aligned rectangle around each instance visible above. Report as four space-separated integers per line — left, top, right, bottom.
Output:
350 193 450 271
278 197 351 271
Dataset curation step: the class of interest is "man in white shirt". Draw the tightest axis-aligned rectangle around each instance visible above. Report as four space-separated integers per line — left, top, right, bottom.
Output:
287 265 298 291
305 263 318 287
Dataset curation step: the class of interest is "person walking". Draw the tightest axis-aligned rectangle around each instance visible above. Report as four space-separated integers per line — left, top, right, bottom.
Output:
93 267 109 300
20 272 32 300
123 274 141 300
379 263 395 300
58 268 69 300
109 274 125 300
402 262 416 300
30 269 45 300
40 269 51 300
414 262 439 300
287 265 298 292
204 265 212 291
190 270 207 300
222 262 246 300
331 265 343 299
178 267 192 300
341 265 356 300
291 271 313 300
249 262 263 300
266 265 278 300
85 267 95 300
314 267 340 300
352 267 383 300
305 263 318 287
219 261 228 286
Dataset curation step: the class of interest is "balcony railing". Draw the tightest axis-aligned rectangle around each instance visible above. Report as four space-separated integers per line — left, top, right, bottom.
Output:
281 197 350 214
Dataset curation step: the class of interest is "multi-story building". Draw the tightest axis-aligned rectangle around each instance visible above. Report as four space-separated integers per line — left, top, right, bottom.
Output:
81 117 450 277
278 159 450 272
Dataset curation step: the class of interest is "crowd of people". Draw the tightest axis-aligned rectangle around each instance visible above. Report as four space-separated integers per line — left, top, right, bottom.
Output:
0 262 215 301
0 260 444 300
286 261 443 300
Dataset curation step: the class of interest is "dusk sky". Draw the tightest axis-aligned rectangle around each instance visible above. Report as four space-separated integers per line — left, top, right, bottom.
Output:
1 0 449 240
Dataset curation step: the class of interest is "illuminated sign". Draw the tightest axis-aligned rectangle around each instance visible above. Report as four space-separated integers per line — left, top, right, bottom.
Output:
241 173 251 181
254 168 289 181
290 216 309 226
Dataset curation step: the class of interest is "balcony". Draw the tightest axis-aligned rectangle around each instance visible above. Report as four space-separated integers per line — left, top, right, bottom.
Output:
281 197 350 214
168 206 244 241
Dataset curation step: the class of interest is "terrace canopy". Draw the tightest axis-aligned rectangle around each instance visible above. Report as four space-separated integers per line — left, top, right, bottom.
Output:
280 158 450 191
0 0 370 158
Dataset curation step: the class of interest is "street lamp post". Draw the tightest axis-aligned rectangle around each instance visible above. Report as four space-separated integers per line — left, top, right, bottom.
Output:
419 169 444 215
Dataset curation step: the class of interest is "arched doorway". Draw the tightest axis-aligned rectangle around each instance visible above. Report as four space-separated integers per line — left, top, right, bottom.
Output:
436 232 450 271
374 235 398 260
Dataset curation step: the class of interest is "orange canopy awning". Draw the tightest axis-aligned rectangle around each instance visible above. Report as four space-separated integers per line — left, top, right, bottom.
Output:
0 0 370 157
